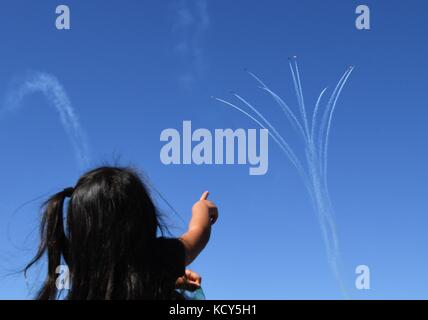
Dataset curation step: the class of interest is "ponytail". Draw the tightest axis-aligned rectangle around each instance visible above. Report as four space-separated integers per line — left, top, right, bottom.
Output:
24 187 73 300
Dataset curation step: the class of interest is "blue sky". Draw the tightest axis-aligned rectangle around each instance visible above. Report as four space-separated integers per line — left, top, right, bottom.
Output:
1 0 428 299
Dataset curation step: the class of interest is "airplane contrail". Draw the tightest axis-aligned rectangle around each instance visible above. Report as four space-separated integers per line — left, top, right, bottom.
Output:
2 71 90 168
214 57 353 295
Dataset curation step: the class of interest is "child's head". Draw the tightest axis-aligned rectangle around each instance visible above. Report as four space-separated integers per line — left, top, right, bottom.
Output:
26 166 173 299
69 166 160 244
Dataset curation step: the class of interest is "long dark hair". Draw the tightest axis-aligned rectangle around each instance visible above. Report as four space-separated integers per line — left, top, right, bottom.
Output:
25 166 177 300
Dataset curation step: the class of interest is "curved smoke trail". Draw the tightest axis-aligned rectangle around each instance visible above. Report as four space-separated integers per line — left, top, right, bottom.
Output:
215 58 353 295
2 71 90 168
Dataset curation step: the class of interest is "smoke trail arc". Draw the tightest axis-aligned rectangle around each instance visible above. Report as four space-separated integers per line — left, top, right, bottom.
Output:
2 71 90 168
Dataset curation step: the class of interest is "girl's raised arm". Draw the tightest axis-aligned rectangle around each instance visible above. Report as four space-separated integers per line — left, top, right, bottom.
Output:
179 191 219 266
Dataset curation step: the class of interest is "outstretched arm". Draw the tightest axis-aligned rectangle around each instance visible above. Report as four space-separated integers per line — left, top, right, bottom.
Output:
179 191 218 266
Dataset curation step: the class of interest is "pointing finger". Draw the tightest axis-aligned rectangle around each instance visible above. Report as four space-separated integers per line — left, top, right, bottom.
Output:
200 191 209 201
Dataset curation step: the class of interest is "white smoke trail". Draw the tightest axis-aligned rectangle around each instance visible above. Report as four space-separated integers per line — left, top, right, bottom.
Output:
2 71 90 168
215 58 353 295
246 70 308 142
322 67 354 179
290 58 310 138
213 96 312 192
311 87 328 143
213 97 305 174
317 67 353 175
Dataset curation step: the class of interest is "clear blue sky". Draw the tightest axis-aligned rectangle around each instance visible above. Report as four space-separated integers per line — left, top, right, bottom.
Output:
1 0 428 299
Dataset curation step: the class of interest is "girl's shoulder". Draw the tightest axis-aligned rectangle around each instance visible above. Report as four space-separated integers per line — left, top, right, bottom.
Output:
153 237 186 279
